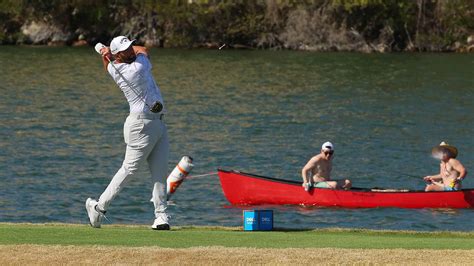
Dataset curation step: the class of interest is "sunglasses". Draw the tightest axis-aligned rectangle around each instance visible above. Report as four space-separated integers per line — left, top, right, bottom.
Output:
324 150 334 155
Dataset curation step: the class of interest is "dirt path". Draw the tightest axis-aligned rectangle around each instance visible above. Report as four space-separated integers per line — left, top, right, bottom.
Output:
1 245 473 265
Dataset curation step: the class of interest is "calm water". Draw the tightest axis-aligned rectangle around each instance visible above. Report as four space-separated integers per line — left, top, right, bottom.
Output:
0 47 473 231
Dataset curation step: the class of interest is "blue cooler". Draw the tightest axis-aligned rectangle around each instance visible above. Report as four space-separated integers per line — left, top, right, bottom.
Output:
243 210 273 231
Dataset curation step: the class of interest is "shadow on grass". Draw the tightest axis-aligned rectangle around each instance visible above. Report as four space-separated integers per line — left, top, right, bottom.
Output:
272 227 316 232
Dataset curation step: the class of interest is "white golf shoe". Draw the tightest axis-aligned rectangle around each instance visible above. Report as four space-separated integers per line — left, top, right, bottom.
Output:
151 214 170 230
85 198 104 228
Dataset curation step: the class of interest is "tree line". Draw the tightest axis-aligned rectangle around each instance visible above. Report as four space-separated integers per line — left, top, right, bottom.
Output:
1 0 473 52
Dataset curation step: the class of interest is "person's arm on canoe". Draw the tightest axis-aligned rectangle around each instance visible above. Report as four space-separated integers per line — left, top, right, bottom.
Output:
424 174 442 182
423 164 442 183
302 156 319 186
450 159 467 183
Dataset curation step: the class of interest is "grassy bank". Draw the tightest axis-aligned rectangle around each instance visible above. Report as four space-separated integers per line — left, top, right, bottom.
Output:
2 223 473 264
1 223 473 249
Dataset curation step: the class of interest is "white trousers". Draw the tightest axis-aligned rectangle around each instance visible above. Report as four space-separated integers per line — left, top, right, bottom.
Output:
98 113 169 219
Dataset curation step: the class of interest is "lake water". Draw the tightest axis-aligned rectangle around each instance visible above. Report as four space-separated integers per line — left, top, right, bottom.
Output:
0 47 473 231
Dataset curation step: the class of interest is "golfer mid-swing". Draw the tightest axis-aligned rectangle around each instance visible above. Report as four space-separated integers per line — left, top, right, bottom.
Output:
85 36 170 230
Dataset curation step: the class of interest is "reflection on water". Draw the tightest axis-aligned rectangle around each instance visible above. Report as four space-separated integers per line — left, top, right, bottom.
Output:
0 47 473 230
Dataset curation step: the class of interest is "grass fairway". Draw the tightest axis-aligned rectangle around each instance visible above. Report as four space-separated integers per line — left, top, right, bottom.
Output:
1 223 474 265
1 223 473 249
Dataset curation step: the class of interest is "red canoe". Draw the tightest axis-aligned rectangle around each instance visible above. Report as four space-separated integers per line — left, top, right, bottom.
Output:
218 169 474 208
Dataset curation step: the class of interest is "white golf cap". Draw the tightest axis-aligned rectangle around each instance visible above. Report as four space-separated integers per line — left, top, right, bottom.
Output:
110 36 135 55
321 141 334 151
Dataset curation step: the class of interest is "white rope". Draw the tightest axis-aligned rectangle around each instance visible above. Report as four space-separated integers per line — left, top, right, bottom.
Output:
186 172 218 179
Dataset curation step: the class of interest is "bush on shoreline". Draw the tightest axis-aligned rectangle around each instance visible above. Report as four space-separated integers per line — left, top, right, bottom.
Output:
0 0 473 52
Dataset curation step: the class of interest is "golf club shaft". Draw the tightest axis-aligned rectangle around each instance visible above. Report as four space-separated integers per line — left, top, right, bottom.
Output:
104 56 152 109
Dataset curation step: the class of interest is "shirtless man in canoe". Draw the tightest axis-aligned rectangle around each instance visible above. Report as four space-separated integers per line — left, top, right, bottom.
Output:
301 141 352 191
424 141 467 191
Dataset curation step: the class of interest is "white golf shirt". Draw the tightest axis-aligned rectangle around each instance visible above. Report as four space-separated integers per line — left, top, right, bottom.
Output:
107 54 164 114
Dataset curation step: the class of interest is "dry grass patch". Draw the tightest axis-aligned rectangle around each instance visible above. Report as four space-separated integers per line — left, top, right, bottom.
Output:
1 245 473 265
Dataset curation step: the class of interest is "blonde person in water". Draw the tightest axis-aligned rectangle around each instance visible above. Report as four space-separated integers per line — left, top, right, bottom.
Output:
424 141 467 191
301 142 352 191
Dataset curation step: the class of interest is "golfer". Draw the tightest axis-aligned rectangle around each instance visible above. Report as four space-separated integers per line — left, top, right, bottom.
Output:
85 36 170 230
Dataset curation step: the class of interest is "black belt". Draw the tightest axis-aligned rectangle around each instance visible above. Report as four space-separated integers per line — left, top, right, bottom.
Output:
129 113 164 120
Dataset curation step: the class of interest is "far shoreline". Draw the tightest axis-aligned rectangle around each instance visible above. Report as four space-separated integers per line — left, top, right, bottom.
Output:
2 43 474 54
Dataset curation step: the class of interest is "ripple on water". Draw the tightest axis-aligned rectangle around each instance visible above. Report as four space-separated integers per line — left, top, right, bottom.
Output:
0 48 473 230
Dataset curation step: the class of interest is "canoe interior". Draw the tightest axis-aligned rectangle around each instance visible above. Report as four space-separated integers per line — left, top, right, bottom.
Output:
217 169 473 193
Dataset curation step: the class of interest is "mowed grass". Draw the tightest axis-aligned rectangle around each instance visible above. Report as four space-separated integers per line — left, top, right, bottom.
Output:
1 223 473 249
